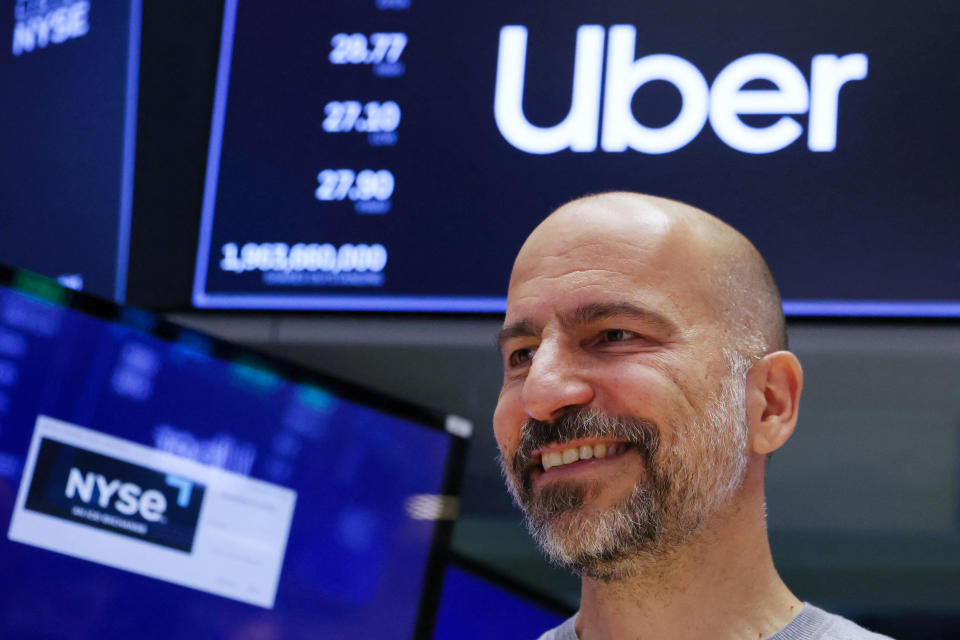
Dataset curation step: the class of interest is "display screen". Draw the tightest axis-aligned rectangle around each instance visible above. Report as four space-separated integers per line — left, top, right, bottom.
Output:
0 0 140 301
192 0 959 316
0 266 467 639
432 561 570 640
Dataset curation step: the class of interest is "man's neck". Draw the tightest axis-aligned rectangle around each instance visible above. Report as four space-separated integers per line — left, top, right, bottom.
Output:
574 491 801 640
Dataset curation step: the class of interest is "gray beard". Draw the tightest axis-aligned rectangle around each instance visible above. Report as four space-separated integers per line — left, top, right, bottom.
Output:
499 369 749 582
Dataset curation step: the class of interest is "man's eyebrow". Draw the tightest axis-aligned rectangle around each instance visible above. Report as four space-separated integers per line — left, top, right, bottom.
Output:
496 320 537 349
496 303 678 349
564 301 678 335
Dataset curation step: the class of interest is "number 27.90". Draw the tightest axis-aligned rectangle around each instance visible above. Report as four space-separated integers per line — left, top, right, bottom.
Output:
315 169 395 201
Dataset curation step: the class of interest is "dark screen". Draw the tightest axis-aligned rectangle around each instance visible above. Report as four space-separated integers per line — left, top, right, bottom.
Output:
193 0 959 315
0 0 139 301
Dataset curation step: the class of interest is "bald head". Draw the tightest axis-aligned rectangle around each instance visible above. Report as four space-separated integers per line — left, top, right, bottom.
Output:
511 192 786 361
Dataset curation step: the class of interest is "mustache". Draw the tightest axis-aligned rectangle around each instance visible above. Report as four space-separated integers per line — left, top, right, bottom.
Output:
512 408 661 479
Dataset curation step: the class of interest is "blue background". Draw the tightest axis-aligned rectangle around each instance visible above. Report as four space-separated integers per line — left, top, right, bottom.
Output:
0 1 136 301
0 283 454 638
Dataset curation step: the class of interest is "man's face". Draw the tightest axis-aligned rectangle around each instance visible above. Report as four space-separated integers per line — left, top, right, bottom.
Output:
493 204 750 579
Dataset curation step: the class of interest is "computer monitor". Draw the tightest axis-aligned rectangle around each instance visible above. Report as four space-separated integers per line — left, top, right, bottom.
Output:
192 0 959 316
431 554 572 640
0 264 469 638
0 1 141 301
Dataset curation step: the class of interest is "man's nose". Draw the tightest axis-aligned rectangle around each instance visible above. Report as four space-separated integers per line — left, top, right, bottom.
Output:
521 341 594 422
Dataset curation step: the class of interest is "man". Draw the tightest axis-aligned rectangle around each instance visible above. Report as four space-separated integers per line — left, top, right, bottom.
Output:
493 192 891 640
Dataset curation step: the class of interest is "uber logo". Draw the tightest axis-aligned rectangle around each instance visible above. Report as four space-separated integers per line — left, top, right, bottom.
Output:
494 25 868 155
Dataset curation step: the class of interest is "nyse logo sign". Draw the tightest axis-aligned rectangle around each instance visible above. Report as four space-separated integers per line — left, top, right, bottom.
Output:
65 468 169 522
10 417 297 608
12 0 90 56
494 25 868 155
24 438 205 552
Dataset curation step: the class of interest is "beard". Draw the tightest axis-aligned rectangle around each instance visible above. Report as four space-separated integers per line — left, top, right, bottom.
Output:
499 367 750 582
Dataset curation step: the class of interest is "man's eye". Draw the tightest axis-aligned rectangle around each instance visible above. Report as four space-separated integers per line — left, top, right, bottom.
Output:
508 347 536 368
601 329 635 342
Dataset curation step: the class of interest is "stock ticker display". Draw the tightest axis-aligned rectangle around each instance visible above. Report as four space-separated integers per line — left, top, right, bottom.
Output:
193 0 959 315
0 269 465 639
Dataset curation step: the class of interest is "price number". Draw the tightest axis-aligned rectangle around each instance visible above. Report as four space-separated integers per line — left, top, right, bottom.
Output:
220 242 388 274
323 100 401 133
329 32 407 65
315 169 395 202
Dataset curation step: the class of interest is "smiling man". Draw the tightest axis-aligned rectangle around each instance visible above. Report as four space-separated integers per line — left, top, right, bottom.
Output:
493 193 890 640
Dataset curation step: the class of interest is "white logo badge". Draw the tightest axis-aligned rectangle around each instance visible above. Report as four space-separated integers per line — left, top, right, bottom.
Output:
494 25 868 155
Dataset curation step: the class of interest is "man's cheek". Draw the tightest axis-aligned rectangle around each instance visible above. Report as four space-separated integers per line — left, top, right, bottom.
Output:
492 431 513 464
492 403 522 458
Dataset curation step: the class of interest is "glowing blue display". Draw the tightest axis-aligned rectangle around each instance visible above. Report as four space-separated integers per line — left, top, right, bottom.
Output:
0 281 459 638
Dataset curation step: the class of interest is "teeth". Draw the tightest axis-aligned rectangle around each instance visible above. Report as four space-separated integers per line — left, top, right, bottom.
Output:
540 443 625 471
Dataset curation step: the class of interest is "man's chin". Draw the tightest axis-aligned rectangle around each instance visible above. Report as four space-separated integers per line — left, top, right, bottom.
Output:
520 482 665 578
532 515 649 582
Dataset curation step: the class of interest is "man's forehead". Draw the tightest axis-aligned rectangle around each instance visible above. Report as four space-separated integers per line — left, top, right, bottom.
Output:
510 204 704 293
504 194 726 331
518 197 677 259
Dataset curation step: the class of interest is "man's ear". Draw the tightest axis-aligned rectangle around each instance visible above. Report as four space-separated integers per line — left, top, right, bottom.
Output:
745 351 803 455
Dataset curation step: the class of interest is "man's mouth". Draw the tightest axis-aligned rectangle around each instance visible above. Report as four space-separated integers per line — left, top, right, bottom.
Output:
532 440 633 473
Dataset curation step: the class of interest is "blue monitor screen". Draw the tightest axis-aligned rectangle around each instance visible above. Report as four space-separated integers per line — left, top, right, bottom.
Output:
0 0 141 301
0 267 466 638
432 563 569 640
